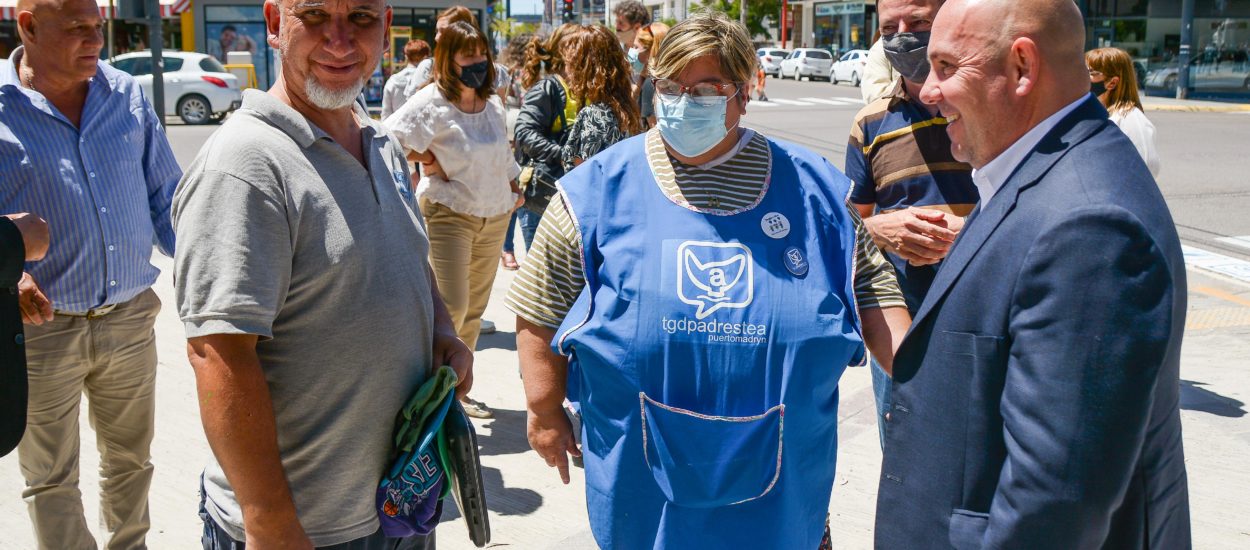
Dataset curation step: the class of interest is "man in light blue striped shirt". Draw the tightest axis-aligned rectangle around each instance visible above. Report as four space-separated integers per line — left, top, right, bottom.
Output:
0 0 180 547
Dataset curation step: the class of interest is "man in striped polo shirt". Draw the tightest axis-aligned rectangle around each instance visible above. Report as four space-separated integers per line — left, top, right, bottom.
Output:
0 0 181 547
844 0 978 443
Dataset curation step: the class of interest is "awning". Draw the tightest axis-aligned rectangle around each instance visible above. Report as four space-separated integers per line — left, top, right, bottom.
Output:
0 0 191 20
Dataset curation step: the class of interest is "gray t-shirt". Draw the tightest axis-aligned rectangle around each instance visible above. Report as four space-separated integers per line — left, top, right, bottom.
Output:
172 90 436 546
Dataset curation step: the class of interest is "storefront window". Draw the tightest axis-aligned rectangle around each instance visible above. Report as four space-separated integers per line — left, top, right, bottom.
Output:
813 2 867 54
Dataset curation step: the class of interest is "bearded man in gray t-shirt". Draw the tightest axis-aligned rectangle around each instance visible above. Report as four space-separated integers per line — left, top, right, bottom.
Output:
171 1 472 548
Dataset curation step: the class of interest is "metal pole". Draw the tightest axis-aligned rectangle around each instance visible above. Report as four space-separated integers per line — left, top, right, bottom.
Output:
145 0 166 124
1177 0 1194 99
107 0 114 60
781 0 788 49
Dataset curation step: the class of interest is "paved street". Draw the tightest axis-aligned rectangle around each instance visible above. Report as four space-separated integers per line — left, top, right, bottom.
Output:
2 77 1249 548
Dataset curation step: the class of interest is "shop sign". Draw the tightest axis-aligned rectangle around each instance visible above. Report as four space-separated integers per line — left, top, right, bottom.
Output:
815 2 864 17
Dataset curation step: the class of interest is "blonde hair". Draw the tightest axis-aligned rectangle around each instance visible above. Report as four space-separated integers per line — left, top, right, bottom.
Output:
650 12 754 85
637 21 669 69
1086 47 1143 114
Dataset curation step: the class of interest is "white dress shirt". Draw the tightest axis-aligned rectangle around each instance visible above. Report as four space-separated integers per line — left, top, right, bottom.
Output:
971 95 1088 207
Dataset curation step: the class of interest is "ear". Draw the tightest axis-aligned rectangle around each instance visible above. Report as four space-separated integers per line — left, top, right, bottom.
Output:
382 7 393 54
1009 37 1040 98
263 0 282 50
15 11 35 44
1106 75 1120 91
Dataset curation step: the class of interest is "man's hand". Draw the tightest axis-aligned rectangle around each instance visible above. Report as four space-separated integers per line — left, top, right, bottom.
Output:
527 405 580 484
3 213 49 261
861 207 961 266
243 517 314 550
433 328 474 399
18 272 53 325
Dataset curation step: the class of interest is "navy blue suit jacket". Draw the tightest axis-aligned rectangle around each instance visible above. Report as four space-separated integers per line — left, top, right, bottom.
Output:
0 216 27 457
875 97 1191 549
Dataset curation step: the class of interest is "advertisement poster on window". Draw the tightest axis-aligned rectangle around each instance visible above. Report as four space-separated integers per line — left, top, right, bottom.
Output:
205 21 274 88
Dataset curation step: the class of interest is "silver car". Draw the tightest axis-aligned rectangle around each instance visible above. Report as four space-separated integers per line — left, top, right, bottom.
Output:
110 51 243 125
779 48 835 81
757 48 790 77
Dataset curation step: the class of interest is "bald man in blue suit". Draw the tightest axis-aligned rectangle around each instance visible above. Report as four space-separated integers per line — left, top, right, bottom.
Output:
874 1 1191 548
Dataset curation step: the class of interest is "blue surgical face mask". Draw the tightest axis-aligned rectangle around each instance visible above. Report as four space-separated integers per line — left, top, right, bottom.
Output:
627 48 645 74
654 91 737 158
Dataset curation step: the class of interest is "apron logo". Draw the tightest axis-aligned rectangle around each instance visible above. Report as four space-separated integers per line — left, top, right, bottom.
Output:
677 241 754 320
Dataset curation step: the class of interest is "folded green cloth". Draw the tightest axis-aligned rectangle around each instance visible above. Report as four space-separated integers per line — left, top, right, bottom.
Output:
393 366 459 453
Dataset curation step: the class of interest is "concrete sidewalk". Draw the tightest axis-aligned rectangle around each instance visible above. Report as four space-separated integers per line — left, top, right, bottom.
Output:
2 252 1249 549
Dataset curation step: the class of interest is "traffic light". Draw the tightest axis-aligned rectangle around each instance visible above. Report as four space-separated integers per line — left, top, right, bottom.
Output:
561 0 575 23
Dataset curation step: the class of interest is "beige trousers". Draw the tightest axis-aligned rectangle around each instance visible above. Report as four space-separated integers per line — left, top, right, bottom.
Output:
17 289 161 550
420 200 511 351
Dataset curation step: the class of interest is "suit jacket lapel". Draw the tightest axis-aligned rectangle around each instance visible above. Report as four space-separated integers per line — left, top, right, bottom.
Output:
904 97 1111 336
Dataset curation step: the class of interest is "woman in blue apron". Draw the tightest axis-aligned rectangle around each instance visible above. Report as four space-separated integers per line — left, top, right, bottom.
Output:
506 13 910 549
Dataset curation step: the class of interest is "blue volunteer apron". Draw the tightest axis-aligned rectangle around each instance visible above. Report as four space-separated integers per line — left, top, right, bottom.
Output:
554 131 865 549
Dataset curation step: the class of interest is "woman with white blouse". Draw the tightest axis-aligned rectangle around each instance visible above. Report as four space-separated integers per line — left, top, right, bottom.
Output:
386 21 522 419
1087 47 1162 178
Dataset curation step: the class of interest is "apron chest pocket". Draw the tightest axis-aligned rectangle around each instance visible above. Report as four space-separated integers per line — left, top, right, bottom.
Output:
639 393 783 508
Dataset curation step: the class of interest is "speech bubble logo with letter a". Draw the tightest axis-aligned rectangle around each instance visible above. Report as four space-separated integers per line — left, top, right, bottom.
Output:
677 241 754 320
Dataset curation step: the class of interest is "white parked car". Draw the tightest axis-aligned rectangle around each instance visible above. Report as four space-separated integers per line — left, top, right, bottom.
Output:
757 48 790 77
779 48 835 81
831 49 871 87
110 51 243 125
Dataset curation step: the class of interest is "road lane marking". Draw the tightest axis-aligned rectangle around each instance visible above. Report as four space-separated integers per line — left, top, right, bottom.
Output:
829 97 866 104
769 98 812 106
752 101 780 107
1215 235 1250 251
1184 245 1250 285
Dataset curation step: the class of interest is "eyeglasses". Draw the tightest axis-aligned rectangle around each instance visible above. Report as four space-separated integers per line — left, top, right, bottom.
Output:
653 78 743 105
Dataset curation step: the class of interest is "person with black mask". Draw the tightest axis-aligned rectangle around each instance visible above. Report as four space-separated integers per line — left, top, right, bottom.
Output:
842 0 979 447
385 22 523 419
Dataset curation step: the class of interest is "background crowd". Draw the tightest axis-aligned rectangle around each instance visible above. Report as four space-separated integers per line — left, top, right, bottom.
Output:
0 0 1184 548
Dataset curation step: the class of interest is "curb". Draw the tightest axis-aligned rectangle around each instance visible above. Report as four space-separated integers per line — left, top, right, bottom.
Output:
1145 103 1250 113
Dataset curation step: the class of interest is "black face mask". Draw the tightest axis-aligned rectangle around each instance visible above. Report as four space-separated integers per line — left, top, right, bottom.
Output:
881 31 932 83
1090 80 1108 97
458 61 490 89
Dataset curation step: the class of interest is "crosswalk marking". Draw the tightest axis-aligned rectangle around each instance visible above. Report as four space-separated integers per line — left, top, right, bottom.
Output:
752 96 868 108
752 100 780 107
799 97 847 106
1184 245 1250 285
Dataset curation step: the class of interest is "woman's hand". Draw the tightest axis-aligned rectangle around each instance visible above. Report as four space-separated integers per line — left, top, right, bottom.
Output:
527 405 580 484
421 152 445 181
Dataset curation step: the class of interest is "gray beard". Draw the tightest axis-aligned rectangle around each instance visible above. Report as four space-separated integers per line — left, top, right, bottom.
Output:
305 75 363 110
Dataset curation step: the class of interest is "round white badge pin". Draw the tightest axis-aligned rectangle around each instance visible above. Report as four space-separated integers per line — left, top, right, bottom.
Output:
760 212 791 239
